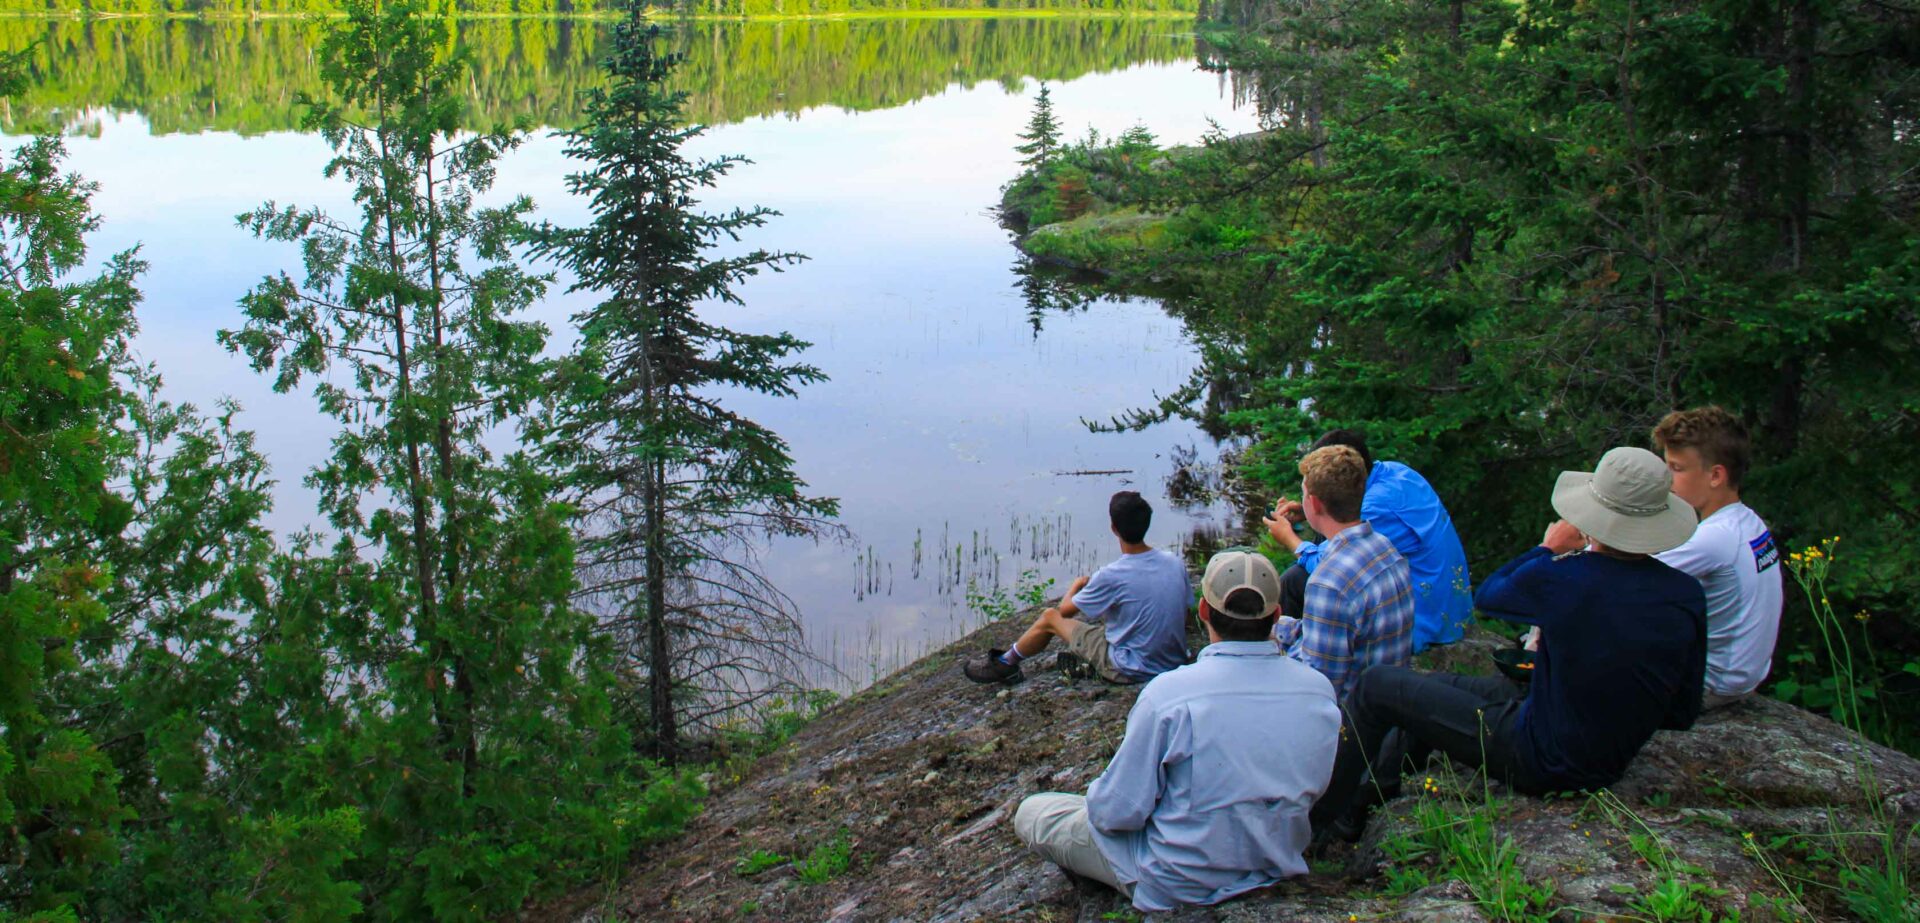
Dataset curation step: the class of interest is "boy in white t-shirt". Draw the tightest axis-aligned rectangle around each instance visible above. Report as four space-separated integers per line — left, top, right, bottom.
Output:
1651 407 1784 708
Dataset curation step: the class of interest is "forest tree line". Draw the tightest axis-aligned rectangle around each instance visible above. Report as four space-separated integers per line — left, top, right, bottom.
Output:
1007 0 1920 751
0 0 1199 18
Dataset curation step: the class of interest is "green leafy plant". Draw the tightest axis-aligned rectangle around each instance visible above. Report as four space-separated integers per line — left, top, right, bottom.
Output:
1376 829 1435 896
1384 770 1555 922
1016 569 1058 609
966 580 1018 623
734 849 788 877
1590 791 1726 922
1772 541 1920 921
966 568 1055 622
793 829 853 885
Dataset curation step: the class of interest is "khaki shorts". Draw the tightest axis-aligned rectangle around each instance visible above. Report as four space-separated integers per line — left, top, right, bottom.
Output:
1012 793 1129 895
1066 621 1140 684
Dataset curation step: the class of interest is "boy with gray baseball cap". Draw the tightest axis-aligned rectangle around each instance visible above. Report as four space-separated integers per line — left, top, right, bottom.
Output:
1011 549 1342 911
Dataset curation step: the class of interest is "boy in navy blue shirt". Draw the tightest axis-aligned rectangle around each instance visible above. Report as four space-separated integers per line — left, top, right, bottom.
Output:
1312 448 1706 835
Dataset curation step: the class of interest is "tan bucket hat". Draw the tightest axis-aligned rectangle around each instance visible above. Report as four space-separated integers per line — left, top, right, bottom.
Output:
1551 447 1698 554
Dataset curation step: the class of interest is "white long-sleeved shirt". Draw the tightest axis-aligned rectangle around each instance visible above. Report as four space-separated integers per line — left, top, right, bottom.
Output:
1085 641 1340 911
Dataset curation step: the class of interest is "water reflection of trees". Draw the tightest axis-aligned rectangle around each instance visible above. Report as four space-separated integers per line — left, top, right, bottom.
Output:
0 16 1194 134
1165 438 1269 552
1012 255 1269 557
1192 0 1356 149
1011 256 1108 337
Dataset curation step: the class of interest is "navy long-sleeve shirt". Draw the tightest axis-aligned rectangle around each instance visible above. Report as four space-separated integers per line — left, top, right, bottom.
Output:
1474 545 1707 790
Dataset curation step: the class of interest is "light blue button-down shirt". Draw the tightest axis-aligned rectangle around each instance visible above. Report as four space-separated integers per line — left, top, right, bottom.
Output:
1294 460 1474 650
1085 641 1341 911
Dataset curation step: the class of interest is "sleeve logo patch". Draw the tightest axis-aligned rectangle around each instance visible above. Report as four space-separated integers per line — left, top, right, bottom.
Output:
1750 532 1780 572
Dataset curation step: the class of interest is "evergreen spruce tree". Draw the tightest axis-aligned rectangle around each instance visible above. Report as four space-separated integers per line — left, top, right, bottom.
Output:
221 0 639 912
1015 83 1062 168
529 7 838 762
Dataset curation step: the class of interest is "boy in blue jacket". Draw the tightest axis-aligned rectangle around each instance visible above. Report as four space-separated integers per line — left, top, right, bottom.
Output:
1264 430 1473 651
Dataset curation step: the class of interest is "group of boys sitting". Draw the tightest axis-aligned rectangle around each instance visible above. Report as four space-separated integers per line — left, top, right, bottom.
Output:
960 408 1784 912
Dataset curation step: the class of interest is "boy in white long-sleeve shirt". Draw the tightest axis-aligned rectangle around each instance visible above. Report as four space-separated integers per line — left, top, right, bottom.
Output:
1652 406 1784 708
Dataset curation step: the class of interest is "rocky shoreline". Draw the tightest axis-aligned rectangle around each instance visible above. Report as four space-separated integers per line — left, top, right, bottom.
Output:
576 608 1919 921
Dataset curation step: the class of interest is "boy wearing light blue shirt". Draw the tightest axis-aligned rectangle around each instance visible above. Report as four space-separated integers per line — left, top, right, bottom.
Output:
1011 550 1342 911
966 491 1191 685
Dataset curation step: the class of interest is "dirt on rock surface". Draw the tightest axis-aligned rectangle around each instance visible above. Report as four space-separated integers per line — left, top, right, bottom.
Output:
573 610 1920 922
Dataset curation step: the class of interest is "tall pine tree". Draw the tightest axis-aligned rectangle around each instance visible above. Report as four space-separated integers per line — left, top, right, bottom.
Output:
529 7 838 762
1015 82 1062 169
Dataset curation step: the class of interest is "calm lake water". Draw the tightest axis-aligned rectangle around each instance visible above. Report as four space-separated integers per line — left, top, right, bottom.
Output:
20 16 1260 691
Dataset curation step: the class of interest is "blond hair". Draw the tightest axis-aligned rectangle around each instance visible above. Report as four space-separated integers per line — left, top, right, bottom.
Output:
1299 445 1367 522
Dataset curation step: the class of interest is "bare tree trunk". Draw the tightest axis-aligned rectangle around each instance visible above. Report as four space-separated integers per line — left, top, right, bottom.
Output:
372 75 452 761
644 452 676 762
1766 0 1814 454
420 77 478 795
636 315 678 761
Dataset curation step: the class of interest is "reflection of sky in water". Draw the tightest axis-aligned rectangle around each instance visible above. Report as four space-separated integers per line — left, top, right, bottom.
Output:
54 60 1258 691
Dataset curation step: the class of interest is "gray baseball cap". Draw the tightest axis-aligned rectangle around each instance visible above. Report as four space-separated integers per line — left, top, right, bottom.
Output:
1201 548 1283 619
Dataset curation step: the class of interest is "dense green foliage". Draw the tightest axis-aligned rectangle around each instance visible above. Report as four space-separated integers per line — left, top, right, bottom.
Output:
0 0 848 916
0 99 374 923
1001 105 1157 229
214 0 650 914
0 66 142 913
1010 0 1920 748
526 11 838 758
0 15 1191 134
0 0 1197 17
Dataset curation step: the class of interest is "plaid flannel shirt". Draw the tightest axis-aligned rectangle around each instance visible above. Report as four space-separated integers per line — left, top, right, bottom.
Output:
1278 521 1415 700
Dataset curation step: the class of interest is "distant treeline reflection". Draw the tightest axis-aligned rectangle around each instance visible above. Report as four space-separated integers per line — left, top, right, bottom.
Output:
0 0 1196 14
0 15 1197 134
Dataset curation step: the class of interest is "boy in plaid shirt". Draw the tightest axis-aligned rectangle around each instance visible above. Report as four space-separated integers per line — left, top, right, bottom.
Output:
1273 445 1414 700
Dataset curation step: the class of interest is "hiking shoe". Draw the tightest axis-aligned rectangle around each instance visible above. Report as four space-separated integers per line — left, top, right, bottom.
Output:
1306 813 1365 858
1060 867 1104 897
1055 651 1097 682
964 649 1024 684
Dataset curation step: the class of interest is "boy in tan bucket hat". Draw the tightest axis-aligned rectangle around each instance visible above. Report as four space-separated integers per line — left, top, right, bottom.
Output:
1311 447 1708 839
